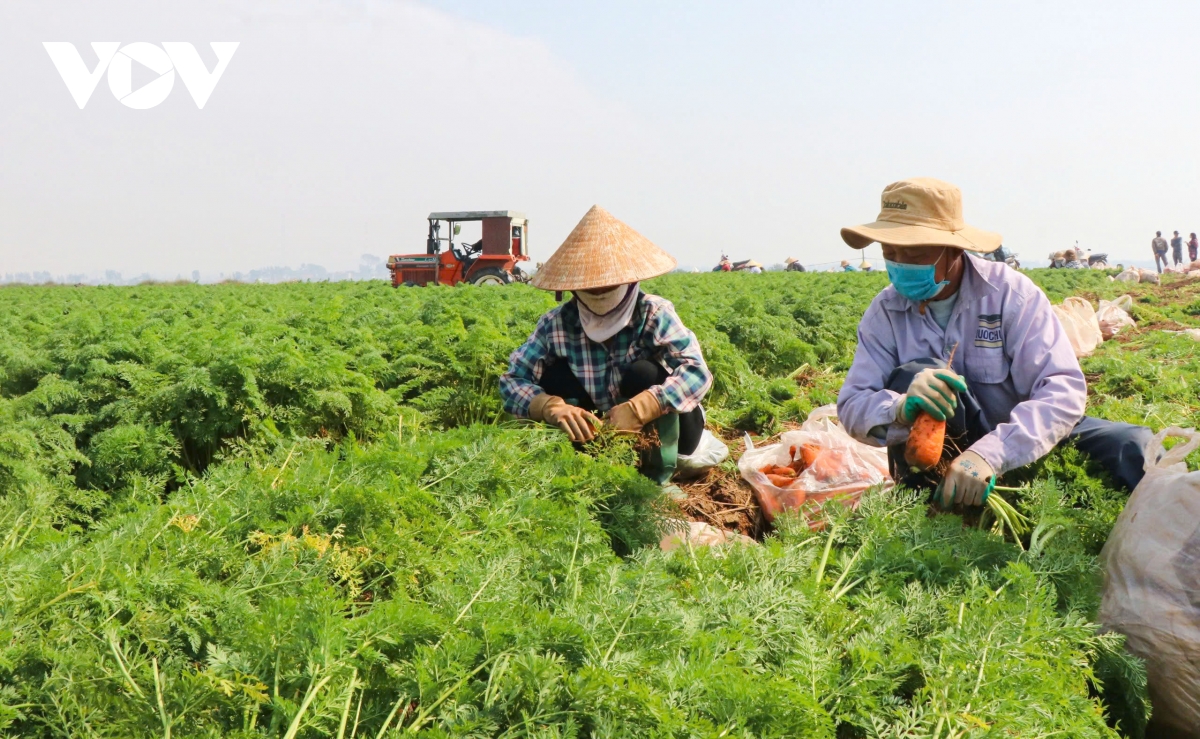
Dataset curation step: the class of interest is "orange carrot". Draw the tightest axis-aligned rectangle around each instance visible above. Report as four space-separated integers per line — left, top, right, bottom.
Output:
809 448 850 482
800 443 822 467
904 412 945 471
770 466 797 477
766 473 796 488
903 343 958 471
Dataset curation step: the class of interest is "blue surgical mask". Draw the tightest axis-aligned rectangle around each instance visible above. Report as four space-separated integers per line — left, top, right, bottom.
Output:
884 251 950 302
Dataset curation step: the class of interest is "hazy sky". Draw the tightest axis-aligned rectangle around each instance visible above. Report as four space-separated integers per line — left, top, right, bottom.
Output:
2 0 1199 277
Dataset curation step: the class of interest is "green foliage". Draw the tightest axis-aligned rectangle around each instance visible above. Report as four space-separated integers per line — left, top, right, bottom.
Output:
2 267 1195 736
646 272 878 432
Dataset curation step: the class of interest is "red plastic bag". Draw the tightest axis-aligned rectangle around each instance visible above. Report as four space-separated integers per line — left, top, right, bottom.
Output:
738 405 891 528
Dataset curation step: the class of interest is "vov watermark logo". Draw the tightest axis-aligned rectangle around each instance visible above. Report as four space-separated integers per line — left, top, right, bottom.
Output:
43 42 239 109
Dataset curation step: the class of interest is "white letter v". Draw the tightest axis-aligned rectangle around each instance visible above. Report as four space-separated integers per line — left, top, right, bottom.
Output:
164 42 240 109
43 42 120 109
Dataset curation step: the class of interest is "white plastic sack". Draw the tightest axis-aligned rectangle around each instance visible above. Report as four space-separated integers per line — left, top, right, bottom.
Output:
1101 428 1200 734
674 429 729 480
738 404 891 527
1052 296 1104 357
1109 294 1134 310
1189 270 1200 279
1114 268 1140 284
1138 268 1162 285
659 520 755 552
1096 294 1136 340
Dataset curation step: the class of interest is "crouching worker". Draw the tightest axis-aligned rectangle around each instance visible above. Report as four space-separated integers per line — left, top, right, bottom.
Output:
499 205 720 483
836 178 1152 507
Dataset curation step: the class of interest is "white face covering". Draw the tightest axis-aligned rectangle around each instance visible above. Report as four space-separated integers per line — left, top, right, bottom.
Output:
575 285 628 315
574 283 639 342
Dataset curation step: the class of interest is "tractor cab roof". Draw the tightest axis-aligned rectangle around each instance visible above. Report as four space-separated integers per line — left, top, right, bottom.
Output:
428 211 526 222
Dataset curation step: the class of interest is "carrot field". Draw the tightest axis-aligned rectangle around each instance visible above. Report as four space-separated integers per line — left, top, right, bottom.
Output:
2 270 1199 737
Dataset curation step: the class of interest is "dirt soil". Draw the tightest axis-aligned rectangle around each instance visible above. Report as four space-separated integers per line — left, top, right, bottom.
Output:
677 466 767 539
683 424 809 540
632 426 765 538
1114 320 1193 341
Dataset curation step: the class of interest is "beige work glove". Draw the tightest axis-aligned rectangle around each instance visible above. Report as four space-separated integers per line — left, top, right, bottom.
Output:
605 390 665 433
938 450 994 508
529 393 600 443
896 367 968 424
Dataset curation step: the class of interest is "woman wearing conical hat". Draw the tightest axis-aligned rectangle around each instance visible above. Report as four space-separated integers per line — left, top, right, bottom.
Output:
499 206 716 478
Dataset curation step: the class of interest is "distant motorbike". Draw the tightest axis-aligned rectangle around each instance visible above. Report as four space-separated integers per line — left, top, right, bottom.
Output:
983 245 1020 269
712 255 757 272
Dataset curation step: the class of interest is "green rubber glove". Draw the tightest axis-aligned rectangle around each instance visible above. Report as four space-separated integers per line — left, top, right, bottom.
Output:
897 368 969 423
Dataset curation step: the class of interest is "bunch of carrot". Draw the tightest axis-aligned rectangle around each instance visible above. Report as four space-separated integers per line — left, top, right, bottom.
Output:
758 442 849 488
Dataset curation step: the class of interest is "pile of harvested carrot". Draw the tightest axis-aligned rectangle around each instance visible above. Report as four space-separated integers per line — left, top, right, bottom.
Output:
758 442 850 488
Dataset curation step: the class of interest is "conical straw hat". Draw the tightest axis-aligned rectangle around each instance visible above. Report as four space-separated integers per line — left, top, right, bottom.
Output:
530 205 677 291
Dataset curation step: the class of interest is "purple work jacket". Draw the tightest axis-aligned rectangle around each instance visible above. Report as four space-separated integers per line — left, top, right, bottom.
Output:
836 255 1086 474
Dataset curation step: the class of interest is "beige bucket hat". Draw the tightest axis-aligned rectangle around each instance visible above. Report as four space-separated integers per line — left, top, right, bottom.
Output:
530 205 677 291
840 178 1001 254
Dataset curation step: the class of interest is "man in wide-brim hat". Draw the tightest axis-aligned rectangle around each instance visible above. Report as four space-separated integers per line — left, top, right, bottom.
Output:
500 205 719 480
835 177 1152 507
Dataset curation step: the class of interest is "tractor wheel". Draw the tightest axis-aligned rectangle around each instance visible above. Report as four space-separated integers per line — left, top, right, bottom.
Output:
469 267 513 286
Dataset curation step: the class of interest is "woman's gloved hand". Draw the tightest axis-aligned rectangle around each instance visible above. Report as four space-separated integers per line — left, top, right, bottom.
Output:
529 394 600 442
896 368 968 423
938 450 994 507
605 390 665 433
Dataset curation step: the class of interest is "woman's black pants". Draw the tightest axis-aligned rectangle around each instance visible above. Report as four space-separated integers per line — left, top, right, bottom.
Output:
538 359 704 455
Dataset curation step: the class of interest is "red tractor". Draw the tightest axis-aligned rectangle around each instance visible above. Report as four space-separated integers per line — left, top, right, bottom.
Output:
387 211 529 287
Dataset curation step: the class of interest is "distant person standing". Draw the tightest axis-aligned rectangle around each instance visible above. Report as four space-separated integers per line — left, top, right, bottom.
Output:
1189 232 1198 263
1171 231 1184 267
1152 231 1169 273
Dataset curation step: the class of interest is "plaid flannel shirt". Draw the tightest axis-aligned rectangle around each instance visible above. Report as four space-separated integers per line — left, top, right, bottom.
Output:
500 292 713 417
